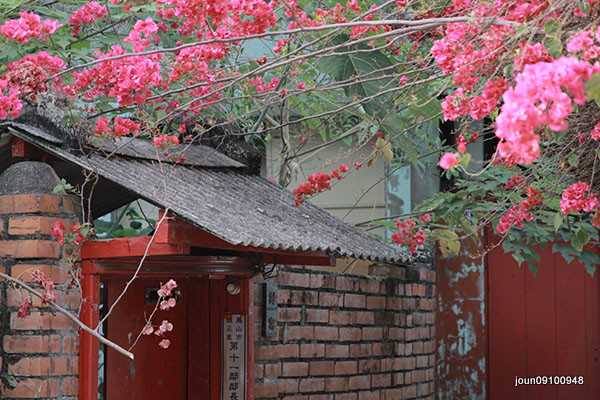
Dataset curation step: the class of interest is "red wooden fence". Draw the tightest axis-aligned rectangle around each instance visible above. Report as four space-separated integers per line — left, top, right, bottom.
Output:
487 243 600 399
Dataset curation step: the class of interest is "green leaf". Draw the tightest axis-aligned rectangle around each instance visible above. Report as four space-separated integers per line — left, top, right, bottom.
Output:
553 243 576 264
586 73 600 102
317 35 395 120
544 19 560 36
572 226 591 252
528 263 538 276
578 0 591 16
553 213 564 232
568 153 579 168
543 37 563 59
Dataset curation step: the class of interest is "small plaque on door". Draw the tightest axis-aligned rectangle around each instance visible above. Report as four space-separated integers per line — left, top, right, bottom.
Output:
222 313 246 400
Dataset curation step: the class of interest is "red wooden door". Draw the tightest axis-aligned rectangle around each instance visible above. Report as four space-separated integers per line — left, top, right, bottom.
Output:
103 277 248 399
487 243 600 399
105 278 193 399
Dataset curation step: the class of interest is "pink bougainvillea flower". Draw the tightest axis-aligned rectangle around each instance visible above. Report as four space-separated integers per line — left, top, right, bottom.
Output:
157 279 177 297
142 324 154 335
438 152 459 170
51 220 66 244
158 339 171 349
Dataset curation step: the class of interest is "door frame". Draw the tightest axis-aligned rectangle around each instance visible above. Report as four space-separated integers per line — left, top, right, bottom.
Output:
79 255 256 400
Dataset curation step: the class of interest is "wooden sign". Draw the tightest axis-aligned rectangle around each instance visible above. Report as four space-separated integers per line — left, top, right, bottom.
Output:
222 313 246 400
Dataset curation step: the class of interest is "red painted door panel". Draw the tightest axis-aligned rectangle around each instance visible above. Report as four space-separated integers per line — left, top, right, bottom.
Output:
488 243 600 399
105 278 190 399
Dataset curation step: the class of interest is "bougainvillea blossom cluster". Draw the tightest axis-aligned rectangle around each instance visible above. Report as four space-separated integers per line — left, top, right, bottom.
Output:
391 214 430 254
293 164 350 206
0 11 60 42
141 280 178 349
560 182 598 215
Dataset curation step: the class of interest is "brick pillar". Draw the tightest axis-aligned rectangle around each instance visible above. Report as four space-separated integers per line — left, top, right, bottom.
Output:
0 162 81 399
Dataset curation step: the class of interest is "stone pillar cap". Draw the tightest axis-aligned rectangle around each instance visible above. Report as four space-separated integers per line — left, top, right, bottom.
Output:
0 161 61 196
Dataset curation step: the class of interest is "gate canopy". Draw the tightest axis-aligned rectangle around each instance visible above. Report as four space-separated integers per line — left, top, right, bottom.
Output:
0 102 407 264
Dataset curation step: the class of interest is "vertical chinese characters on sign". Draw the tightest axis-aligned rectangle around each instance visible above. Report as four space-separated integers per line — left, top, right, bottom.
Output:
222 314 246 400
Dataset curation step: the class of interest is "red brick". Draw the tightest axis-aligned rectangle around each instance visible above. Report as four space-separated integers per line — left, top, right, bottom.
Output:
287 326 314 341
412 283 427 297
372 373 391 388
8 356 78 376
401 385 417 398
315 326 338 340
325 377 348 391
310 274 335 289
334 393 357 400
300 343 324 358
383 388 402 400
349 375 370 390
280 344 300 358
279 378 300 393
325 344 349 358
366 296 386 309
283 396 308 400
279 307 302 322
279 289 291 304
358 359 380 374
412 369 427 383
309 360 334 375
299 377 325 392
319 292 343 307
4 378 60 398
264 362 282 378
339 327 361 341
394 357 416 371
389 328 405 340
307 308 328 323
416 355 429 368
343 294 366 308
256 364 264 379
8 216 72 236
420 299 436 310
256 382 279 397
282 362 309 377
417 382 432 396
62 196 81 216
10 312 76 330
256 344 280 360
362 327 382 341
386 298 401 310
335 276 357 291
61 377 78 396
309 395 334 400
11 264 71 284
397 284 405 296
413 342 424 355
3 335 60 353
0 240 60 259
353 311 374 325
62 335 79 353
372 343 394 357
7 288 80 309
350 343 372 357
0 194 61 214
329 310 352 325
358 279 381 293
280 271 310 287
334 360 357 375
358 390 380 400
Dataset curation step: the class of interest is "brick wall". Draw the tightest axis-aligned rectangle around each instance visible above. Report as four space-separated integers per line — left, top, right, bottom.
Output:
0 162 81 399
254 260 436 400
